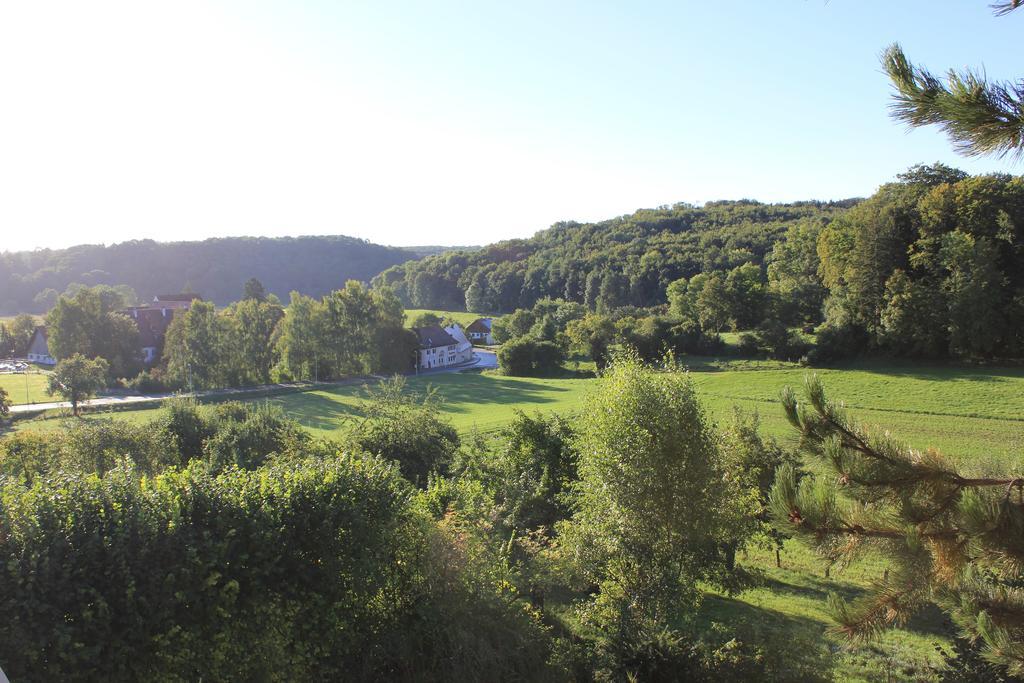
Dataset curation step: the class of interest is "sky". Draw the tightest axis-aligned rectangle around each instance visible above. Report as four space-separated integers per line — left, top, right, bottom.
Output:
0 1 1020 253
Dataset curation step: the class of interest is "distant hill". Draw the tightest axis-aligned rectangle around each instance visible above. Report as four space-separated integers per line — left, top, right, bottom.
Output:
372 199 860 313
0 235 418 314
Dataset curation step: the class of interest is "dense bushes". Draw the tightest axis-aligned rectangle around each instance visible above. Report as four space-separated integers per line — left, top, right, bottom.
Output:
497 337 567 376
346 378 461 486
0 456 554 681
0 401 313 484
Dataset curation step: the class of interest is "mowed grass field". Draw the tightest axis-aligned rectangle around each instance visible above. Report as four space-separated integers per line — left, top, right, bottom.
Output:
0 371 52 405
403 309 494 327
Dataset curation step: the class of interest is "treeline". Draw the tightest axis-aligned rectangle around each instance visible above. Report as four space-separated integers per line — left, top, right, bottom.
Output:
815 164 1024 360
0 235 422 315
381 164 1024 361
373 199 855 314
41 280 417 391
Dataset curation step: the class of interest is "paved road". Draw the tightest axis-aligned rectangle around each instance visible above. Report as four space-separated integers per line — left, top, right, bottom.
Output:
9 349 498 415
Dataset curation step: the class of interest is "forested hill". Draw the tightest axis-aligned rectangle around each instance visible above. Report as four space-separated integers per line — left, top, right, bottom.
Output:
0 235 423 314
372 199 860 312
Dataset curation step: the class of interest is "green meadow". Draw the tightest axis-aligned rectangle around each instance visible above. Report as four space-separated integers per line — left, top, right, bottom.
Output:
0 371 52 405
403 309 493 327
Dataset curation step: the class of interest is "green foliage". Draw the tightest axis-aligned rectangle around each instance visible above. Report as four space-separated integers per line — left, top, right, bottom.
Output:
559 356 739 633
163 300 231 389
202 402 310 473
154 398 214 466
883 35 1024 160
45 286 141 378
748 319 811 361
0 386 9 418
768 220 828 325
8 314 37 356
223 295 284 384
374 200 852 314
347 377 460 486
818 167 1024 359
453 411 577 535
771 376 1024 675
497 337 566 376
47 354 109 415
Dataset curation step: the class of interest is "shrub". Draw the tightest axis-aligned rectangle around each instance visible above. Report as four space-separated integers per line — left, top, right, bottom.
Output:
0 456 553 681
807 320 870 364
497 337 566 376
125 368 170 394
347 377 460 486
202 402 309 472
753 319 812 361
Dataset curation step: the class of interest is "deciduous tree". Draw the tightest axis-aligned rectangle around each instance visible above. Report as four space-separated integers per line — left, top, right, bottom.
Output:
47 354 109 416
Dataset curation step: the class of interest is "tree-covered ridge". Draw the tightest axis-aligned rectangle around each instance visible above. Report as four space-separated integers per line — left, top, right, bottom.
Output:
0 235 422 314
373 199 858 313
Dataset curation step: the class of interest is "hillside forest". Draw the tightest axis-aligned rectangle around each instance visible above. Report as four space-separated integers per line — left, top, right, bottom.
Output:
376 164 1024 361
0 235 425 315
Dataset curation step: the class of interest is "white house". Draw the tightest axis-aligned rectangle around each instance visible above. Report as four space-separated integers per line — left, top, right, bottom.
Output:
444 324 475 364
26 326 56 365
415 324 472 370
465 318 495 345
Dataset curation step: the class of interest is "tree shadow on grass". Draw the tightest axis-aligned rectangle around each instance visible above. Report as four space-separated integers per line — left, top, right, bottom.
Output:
695 592 836 680
756 575 948 639
407 374 580 415
271 391 365 432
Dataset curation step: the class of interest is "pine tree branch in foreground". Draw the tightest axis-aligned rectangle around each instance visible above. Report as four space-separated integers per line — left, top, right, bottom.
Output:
771 376 1024 674
882 42 1024 160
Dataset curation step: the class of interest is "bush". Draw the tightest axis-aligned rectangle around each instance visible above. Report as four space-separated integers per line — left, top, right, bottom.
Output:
753 319 811 361
202 402 310 472
497 337 566 376
0 457 553 681
807 320 870 365
124 368 170 394
348 377 460 486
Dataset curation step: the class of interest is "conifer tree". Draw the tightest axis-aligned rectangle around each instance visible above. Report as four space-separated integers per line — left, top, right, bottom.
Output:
770 376 1024 674
882 3 1024 159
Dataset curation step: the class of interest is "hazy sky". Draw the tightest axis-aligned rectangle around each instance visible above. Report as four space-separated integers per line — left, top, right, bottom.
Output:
0 1 1020 253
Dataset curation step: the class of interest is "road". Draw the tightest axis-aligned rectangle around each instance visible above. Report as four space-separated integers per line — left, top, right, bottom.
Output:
8 349 498 415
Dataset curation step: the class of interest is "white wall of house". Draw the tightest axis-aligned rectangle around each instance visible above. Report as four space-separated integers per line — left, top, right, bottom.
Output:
419 343 461 369
444 325 474 364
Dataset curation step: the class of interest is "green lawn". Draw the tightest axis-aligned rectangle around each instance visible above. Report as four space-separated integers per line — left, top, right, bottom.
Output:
689 361 1024 464
0 372 52 405
273 372 590 437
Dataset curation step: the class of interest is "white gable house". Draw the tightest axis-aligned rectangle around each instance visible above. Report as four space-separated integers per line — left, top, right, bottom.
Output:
26 326 56 365
415 324 473 370
465 318 495 345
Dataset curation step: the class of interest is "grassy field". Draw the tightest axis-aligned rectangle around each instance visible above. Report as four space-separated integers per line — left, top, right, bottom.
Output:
10 358 1023 680
0 371 52 405
0 314 42 326
403 309 496 327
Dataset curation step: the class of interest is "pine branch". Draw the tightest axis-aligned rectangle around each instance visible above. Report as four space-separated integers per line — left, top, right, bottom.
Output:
882 43 1024 160
991 0 1024 17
